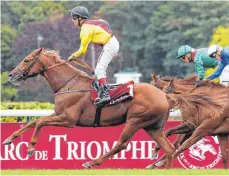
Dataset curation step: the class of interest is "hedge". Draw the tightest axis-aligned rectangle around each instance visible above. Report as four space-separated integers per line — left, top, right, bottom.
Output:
0 101 54 122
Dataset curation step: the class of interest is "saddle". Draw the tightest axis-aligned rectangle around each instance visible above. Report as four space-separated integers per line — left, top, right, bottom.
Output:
90 80 134 127
90 80 134 106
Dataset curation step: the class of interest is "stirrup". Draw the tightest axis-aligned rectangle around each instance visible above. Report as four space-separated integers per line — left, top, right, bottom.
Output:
94 97 101 104
94 96 110 105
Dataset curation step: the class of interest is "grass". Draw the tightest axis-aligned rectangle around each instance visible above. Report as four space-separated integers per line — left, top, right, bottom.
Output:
1 169 229 176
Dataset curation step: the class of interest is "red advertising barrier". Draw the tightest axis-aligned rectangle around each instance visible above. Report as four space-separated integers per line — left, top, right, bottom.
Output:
1 122 228 169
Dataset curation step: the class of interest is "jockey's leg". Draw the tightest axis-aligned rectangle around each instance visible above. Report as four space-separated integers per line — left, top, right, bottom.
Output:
94 77 111 105
94 36 119 105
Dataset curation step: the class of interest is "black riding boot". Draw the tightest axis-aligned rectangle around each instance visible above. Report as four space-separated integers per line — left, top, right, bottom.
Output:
94 84 111 105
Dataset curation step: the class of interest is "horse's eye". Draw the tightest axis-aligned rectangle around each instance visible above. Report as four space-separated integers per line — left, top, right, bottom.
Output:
24 59 29 63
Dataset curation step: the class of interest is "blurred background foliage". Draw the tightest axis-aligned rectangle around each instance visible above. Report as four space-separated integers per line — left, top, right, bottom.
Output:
1 1 229 103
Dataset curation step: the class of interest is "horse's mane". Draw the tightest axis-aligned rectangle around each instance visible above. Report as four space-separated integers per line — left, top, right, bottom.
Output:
42 48 95 82
178 78 227 89
42 49 61 60
159 74 227 89
160 75 184 81
182 75 198 82
168 92 225 128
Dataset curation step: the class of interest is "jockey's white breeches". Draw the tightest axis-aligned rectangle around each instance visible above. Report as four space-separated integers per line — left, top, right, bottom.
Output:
94 36 119 80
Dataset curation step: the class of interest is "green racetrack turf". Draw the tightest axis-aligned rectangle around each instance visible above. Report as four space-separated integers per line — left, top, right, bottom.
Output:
1 169 229 175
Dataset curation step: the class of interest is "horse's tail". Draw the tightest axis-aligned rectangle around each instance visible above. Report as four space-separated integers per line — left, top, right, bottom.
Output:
166 92 225 128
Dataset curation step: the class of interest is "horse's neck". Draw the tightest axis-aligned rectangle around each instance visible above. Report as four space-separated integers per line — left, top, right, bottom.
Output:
44 63 90 92
157 79 171 90
183 75 198 82
173 83 194 93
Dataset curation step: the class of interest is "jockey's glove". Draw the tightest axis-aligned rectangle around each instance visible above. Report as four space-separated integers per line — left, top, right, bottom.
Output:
67 54 75 61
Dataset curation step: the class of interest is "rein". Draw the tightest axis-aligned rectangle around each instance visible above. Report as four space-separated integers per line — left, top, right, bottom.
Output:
45 58 94 72
54 89 92 96
20 52 94 80
17 51 95 95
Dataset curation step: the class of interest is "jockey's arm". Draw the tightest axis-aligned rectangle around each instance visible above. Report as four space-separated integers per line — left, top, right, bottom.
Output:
194 57 205 80
207 60 226 80
72 27 93 58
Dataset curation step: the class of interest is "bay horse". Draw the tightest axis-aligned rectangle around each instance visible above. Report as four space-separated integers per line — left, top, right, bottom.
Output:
149 74 229 169
4 48 181 168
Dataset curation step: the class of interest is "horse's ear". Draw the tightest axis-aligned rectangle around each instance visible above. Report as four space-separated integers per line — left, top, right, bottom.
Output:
36 48 43 54
39 48 44 53
151 73 157 81
169 78 174 86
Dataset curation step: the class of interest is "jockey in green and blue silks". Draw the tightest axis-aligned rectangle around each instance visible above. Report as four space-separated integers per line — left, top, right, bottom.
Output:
176 45 218 85
207 45 229 80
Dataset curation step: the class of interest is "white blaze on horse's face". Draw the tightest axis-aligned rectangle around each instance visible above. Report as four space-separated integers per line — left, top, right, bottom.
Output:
8 49 43 84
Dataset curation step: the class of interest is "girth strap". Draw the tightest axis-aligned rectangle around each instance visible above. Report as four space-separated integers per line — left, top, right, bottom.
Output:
92 105 103 127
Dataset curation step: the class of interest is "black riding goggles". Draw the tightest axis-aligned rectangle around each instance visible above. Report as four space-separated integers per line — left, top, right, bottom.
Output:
72 16 79 20
180 56 186 60
210 52 216 58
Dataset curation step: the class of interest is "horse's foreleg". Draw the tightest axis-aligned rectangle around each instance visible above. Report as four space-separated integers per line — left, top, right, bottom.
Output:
217 134 228 169
146 132 192 169
173 123 213 159
2 113 57 145
145 128 175 169
152 123 192 159
27 115 73 157
82 121 139 169
2 119 40 145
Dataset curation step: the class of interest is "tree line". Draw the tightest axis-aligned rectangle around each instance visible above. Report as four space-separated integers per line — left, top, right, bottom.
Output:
1 1 229 102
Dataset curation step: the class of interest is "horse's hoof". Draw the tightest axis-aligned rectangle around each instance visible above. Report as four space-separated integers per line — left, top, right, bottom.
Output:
155 160 166 167
27 149 35 158
82 162 92 169
146 164 155 169
2 138 12 145
151 153 158 160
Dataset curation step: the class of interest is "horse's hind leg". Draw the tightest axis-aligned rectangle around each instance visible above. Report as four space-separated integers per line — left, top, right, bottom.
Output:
82 121 139 169
214 118 229 168
144 128 175 169
27 115 73 157
217 134 228 169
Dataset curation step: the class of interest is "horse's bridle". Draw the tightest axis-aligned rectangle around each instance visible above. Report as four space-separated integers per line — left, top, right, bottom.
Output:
16 52 48 80
154 78 173 93
154 78 161 89
164 84 173 93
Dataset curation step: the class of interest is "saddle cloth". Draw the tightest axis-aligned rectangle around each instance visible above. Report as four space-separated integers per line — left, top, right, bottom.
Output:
90 80 134 106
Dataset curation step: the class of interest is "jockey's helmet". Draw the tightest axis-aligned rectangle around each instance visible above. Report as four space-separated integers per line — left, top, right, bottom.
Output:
176 45 192 59
69 6 89 19
208 44 223 58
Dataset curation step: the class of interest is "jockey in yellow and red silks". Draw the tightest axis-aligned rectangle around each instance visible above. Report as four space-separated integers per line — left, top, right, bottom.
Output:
68 6 119 105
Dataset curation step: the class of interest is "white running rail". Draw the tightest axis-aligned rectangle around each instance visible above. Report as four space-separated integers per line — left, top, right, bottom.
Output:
0 109 181 117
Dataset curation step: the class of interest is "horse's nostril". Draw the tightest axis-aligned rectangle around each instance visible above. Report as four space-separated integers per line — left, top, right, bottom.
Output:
8 73 13 77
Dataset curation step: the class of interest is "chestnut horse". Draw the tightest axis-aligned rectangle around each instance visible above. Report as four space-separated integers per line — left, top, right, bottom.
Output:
148 74 229 169
4 48 182 168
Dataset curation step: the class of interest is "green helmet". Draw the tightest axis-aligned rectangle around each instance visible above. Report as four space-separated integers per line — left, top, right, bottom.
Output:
176 45 192 59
